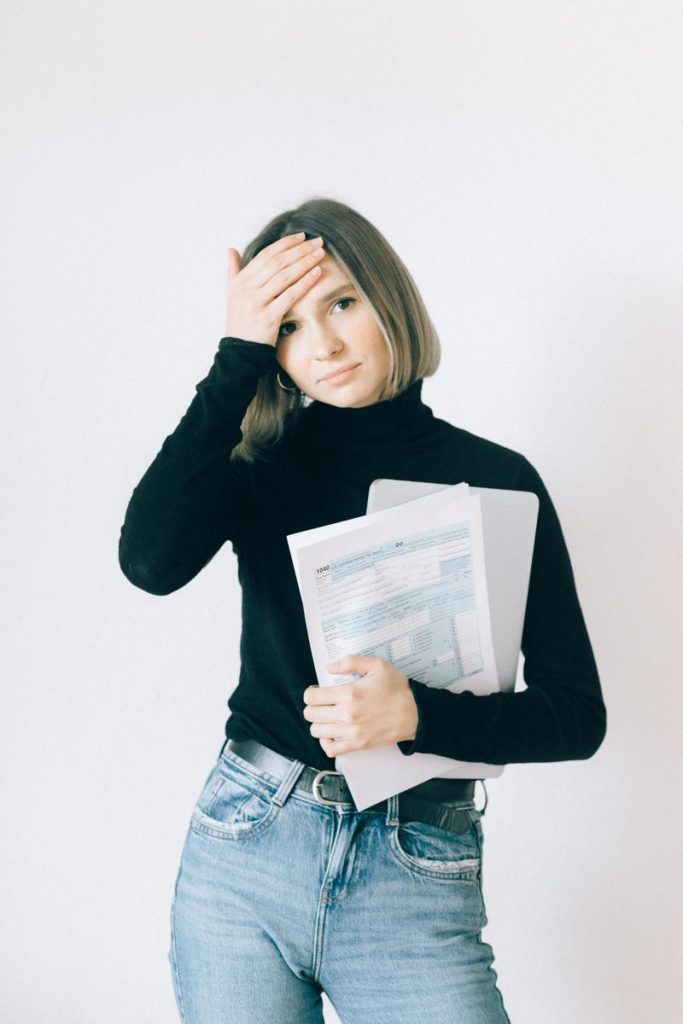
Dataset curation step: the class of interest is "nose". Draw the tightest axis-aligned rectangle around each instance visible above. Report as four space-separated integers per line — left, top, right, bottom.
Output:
309 323 344 362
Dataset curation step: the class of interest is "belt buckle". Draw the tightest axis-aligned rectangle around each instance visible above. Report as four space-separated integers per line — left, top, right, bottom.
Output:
311 769 351 806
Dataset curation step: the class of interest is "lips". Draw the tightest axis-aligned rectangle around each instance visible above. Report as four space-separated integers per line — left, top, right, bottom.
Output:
320 363 360 382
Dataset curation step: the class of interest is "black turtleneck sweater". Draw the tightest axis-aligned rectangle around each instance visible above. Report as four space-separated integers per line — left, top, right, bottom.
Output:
118 337 606 771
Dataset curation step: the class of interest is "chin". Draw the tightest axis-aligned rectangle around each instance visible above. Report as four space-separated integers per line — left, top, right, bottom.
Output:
344 387 380 409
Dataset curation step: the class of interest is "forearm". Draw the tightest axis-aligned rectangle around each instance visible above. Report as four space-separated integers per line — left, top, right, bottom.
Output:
398 676 606 763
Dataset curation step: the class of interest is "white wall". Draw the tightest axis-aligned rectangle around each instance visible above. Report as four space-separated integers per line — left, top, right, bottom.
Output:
3 2 682 1021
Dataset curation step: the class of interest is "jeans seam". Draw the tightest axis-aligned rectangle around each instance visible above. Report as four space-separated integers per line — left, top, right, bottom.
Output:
169 896 187 1022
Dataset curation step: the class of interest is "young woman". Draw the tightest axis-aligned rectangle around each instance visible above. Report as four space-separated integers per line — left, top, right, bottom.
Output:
118 197 606 1024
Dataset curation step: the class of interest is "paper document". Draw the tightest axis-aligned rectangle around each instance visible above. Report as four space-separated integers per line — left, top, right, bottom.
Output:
287 485 501 810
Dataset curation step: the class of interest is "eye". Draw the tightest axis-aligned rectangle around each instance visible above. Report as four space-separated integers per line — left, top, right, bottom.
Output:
278 297 357 338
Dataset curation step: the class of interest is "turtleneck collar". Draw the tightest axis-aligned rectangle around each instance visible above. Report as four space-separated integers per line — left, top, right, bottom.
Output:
301 378 436 444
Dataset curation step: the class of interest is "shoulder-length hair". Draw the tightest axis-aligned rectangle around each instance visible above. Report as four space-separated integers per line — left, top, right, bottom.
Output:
231 195 441 463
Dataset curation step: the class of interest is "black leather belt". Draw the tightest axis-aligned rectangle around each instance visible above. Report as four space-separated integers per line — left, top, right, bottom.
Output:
225 738 483 835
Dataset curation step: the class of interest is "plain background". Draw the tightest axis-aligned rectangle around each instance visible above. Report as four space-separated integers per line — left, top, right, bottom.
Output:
3 2 682 1021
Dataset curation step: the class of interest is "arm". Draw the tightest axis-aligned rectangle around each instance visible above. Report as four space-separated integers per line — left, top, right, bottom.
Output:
118 337 277 595
396 457 607 763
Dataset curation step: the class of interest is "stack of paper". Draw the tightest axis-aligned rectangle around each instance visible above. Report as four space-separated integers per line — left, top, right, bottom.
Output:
287 480 538 810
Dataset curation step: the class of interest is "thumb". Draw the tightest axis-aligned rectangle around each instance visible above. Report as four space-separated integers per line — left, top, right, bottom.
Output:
226 247 242 283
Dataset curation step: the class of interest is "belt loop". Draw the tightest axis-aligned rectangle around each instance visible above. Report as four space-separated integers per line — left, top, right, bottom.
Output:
271 757 307 807
385 792 400 826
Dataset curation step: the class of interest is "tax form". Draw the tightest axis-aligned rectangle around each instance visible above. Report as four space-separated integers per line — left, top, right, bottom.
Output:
287 484 501 810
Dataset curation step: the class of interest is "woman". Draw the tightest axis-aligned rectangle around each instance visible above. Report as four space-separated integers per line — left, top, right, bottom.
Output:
118 197 606 1023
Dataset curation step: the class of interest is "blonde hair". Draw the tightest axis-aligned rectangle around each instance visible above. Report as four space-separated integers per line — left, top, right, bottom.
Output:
231 195 441 463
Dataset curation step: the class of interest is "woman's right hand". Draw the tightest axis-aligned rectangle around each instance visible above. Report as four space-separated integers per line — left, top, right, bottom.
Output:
225 232 326 347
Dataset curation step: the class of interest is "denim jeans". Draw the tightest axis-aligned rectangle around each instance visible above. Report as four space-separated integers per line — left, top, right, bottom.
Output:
167 741 511 1023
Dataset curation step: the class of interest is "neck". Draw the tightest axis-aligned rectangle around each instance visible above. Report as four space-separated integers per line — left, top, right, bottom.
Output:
302 378 436 444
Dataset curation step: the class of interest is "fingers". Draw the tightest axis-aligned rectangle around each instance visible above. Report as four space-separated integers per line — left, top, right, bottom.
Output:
265 254 325 320
251 235 325 292
239 232 309 285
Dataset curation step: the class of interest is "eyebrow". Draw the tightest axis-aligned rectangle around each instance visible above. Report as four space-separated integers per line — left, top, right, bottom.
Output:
282 282 357 321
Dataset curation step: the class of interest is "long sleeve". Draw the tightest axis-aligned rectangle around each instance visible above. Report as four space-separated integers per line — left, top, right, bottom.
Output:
397 456 607 763
118 337 277 595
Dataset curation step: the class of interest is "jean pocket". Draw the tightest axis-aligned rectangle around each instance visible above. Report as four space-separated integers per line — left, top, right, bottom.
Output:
388 810 482 882
189 758 281 841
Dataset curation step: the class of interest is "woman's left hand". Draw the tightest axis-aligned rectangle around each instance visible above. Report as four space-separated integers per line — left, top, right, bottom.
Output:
302 655 418 757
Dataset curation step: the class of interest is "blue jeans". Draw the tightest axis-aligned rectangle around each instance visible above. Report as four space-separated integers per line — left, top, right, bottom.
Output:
168 742 511 1023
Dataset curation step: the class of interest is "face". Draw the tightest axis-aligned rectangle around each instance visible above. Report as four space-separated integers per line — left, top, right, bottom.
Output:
275 253 392 408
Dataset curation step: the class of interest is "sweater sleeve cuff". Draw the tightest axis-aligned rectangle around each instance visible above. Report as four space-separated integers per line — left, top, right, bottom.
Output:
396 677 432 756
215 336 278 374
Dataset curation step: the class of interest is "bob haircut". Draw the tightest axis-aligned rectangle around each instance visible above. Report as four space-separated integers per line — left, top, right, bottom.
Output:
231 196 441 463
